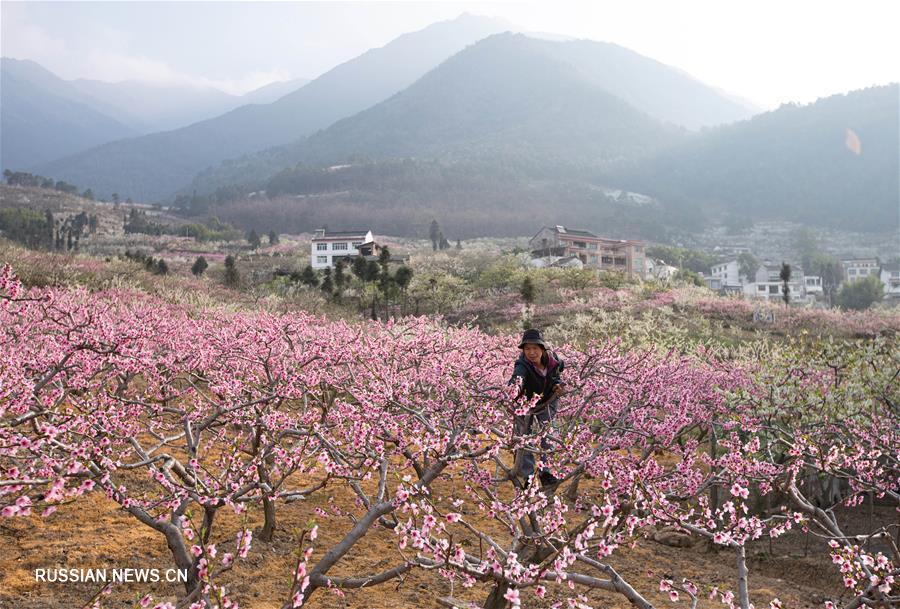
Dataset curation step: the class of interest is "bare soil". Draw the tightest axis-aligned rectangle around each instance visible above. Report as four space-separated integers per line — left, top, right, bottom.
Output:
3 465 892 609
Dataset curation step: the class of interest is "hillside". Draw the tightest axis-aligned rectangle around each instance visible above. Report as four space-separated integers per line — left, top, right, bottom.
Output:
287 33 679 164
614 84 900 232
536 38 759 129
193 81 898 238
189 32 762 197
34 14 511 201
68 79 246 133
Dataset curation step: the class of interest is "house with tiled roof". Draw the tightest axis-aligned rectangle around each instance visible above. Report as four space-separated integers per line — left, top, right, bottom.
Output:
528 225 646 278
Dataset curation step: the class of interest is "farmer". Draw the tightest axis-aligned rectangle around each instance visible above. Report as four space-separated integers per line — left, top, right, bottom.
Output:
508 328 566 490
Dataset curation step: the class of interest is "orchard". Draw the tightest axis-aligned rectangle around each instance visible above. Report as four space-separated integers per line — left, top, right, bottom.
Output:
1 262 897 609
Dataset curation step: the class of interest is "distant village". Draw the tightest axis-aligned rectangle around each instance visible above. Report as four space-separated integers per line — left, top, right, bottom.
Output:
311 223 900 307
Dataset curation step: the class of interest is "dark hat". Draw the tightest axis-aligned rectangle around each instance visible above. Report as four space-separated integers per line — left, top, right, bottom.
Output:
518 328 546 349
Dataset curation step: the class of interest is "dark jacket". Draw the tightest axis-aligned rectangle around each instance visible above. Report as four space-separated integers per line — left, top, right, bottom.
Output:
508 350 565 412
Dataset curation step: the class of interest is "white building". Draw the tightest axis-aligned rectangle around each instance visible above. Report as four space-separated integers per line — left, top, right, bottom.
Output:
804 276 823 297
743 263 806 303
710 259 742 288
841 258 880 283
310 229 374 269
881 263 900 301
645 258 679 282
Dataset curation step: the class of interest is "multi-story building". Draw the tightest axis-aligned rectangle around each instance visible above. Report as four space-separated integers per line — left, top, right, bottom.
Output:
310 229 375 269
841 258 880 283
881 262 900 301
529 225 646 279
742 262 807 303
710 259 742 288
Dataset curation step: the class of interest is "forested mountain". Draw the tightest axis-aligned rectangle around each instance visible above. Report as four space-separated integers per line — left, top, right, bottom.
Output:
191 83 898 239
193 30 764 195
201 158 669 240
0 58 137 170
612 84 899 232
280 33 680 165
34 14 511 201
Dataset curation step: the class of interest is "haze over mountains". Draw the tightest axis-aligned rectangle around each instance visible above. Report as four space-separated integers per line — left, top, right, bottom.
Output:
0 57 311 168
1 13 896 238
616 84 899 232
1 58 138 168
29 14 514 200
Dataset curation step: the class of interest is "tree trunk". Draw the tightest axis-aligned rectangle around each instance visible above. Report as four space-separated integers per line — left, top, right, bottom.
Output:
483 580 509 609
735 545 750 609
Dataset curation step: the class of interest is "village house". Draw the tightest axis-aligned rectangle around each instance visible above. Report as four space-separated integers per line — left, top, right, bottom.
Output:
803 276 824 298
310 229 377 269
742 262 807 303
841 257 880 283
881 262 900 301
645 258 679 282
710 259 743 289
528 225 646 279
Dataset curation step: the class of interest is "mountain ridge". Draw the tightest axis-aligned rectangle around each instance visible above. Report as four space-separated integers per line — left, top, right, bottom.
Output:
33 14 513 201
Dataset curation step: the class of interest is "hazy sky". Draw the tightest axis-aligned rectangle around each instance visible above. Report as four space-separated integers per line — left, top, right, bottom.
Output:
2 0 898 108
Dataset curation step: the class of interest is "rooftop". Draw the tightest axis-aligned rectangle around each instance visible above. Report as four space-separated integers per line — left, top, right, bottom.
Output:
552 226 598 238
312 229 370 239
540 226 641 244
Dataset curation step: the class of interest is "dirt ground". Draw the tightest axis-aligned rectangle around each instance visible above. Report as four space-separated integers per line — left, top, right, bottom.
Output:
1 469 893 609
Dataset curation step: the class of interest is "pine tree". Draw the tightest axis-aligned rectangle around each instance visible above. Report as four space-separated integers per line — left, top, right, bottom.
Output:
780 262 792 306
333 260 346 301
320 268 333 295
300 265 319 287
429 219 440 251
520 276 535 304
191 256 208 277
224 255 240 288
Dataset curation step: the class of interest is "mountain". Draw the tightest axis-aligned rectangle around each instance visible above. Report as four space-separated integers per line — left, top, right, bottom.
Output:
193 54 895 238
68 79 243 133
254 33 680 168
1 57 315 170
69 77 313 131
34 13 512 201
181 34 683 239
0 58 137 170
534 39 759 129
615 84 900 232
240 78 311 105
188 32 760 196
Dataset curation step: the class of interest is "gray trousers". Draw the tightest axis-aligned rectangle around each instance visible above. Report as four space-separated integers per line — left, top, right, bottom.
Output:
514 400 557 480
